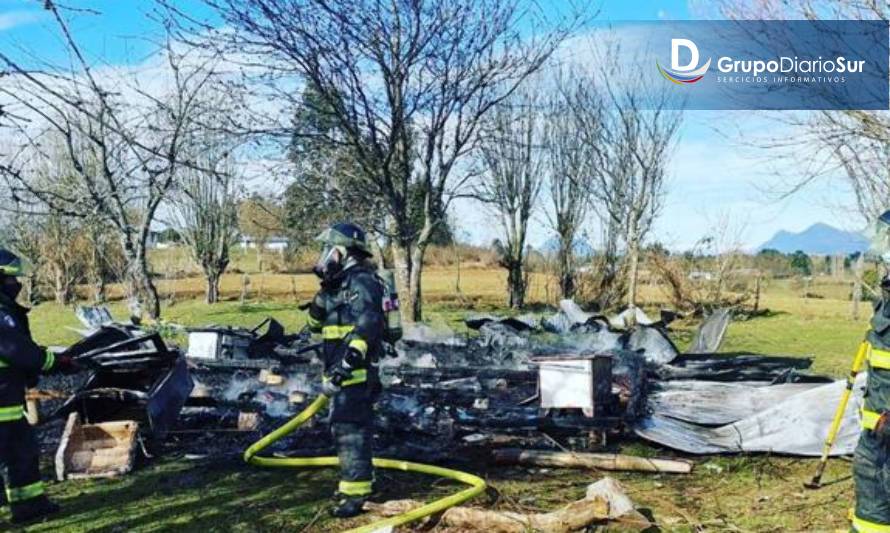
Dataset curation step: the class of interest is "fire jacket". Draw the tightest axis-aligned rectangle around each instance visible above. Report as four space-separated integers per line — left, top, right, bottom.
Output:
307 264 385 422
0 293 56 422
863 298 890 433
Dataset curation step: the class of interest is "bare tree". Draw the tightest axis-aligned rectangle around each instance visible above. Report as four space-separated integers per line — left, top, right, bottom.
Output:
544 72 596 299
650 214 752 315
161 0 583 321
237 196 284 270
571 47 682 309
713 0 890 227
170 147 241 304
476 91 545 308
584 215 628 310
833 135 890 222
82 214 126 303
0 4 223 318
39 214 89 305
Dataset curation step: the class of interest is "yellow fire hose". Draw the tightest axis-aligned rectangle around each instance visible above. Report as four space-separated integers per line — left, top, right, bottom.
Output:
805 340 869 489
244 394 487 533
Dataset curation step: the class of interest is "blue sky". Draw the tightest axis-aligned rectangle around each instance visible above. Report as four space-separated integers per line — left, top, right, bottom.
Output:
0 0 860 251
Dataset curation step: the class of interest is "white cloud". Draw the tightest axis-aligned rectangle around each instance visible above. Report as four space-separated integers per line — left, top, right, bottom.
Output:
0 10 42 32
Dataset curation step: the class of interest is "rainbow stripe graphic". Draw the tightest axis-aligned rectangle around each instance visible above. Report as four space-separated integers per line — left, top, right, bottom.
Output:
657 58 711 85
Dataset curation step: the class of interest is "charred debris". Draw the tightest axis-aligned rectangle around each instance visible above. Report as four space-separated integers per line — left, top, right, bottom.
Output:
33 301 829 479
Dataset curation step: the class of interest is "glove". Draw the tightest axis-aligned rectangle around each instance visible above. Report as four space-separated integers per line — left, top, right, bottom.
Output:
328 364 352 387
55 354 80 375
322 379 341 397
322 364 352 397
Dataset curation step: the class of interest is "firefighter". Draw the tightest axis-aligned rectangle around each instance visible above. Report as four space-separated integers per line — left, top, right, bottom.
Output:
306 223 385 518
853 210 890 533
0 248 76 524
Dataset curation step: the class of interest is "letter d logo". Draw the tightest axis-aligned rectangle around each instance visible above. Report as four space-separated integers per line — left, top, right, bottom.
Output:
671 39 699 71
658 38 711 85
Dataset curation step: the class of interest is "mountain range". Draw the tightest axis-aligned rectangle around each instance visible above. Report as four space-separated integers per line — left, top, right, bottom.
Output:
758 223 869 255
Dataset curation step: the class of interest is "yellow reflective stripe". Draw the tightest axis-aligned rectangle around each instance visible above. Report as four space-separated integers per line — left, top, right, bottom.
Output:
42 349 55 372
0 265 22 276
322 369 367 387
0 359 7 368
862 408 882 431
870 347 890 370
341 369 367 386
338 479 372 496
348 338 368 356
853 514 890 533
322 325 355 340
0 405 24 422
306 315 321 327
6 481 44 502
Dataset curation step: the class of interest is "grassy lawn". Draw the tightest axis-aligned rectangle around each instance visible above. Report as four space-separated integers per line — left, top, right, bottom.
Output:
10 269 870 532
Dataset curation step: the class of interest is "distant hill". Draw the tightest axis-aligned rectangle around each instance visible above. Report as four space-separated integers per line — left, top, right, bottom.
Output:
758 223 869 255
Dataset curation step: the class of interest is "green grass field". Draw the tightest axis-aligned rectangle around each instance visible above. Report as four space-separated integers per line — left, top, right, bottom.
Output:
7 269 871 532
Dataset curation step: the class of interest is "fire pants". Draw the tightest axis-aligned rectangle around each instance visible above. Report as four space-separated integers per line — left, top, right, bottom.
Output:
0 418 46 512
332 421 374 498
853 431 890 532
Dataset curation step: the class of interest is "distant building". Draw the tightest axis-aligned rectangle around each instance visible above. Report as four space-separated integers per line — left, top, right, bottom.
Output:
688 271 714 281
147 228 182 250
238 235 289 252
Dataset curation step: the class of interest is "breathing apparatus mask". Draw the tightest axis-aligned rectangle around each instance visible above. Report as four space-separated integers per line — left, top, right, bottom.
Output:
313 243 347 282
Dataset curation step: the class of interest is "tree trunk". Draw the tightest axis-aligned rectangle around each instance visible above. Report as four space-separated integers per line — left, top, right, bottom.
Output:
507 261 525 309
53 268 70 305
408 243 426 322
753 272 761 313
626 236 639 309
558 234 574 299
205 270 221 304
93 274 106 303
240 273 250 304
25 274 39 306
391 240 414 323
853 254 864 320
132 241 161 319
89 243 106 303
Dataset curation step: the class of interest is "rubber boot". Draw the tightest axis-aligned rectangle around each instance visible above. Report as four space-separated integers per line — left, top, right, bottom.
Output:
330 495 367 518
11 496 60 525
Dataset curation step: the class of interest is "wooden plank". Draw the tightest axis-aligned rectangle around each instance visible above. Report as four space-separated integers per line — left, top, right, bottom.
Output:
366 495 613 533
492 448 693 474
55 415 140 481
